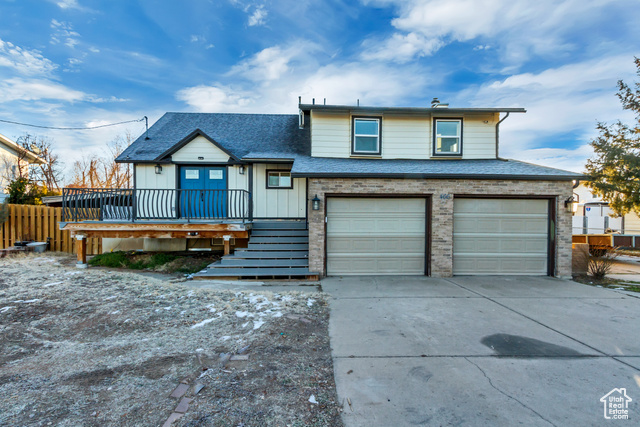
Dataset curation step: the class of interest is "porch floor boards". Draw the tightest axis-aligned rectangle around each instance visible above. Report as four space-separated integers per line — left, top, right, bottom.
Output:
193 220 313 280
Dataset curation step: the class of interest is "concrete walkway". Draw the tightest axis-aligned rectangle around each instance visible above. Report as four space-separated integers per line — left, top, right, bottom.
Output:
323 276 640 426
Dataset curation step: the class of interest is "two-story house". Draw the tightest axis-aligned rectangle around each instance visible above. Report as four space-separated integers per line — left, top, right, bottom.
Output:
61 100 582 278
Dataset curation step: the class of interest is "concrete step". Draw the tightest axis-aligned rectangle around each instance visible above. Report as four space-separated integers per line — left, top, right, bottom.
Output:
249 236 309 244
217 258 308 267
246 243 308 251
194 267 312 278
252 221 307 230
251 229 308 237
230 251 308 259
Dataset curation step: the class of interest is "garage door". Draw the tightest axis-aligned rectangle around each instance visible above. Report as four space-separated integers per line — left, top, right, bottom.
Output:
327 198 426 275
453 198 549 275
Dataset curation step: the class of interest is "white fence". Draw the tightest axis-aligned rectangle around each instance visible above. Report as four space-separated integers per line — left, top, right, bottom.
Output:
572 215 623 234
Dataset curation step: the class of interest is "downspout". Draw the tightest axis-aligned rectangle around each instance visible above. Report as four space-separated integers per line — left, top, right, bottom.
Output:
495 112 510 159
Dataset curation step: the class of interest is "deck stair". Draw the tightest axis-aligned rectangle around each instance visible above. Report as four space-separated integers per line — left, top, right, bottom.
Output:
193 221 315 279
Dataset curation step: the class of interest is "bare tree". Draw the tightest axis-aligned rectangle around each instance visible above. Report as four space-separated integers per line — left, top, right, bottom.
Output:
15 134 64 193
68 131 133 188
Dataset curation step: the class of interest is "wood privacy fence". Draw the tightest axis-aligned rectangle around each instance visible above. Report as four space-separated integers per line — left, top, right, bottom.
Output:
0 204 101 255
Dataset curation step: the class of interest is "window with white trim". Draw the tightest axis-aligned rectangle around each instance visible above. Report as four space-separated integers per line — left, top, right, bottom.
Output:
267 170 293 189
434 119 462 156
352 117 381 155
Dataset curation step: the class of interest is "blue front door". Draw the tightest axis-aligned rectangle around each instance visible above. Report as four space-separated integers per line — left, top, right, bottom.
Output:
179 166 227 218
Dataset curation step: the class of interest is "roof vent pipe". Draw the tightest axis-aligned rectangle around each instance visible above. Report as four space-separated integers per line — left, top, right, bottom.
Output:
431 98 440 107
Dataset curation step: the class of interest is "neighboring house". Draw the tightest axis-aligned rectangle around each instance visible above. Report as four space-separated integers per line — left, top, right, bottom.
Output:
572 182 640 234
0 132 43 202
61 100 582 278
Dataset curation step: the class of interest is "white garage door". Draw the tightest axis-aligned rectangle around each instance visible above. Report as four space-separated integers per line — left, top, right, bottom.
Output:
327 198 426 275
453 198 549 275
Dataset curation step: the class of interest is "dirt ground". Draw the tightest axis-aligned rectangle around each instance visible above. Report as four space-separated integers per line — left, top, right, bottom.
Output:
0 253 343 427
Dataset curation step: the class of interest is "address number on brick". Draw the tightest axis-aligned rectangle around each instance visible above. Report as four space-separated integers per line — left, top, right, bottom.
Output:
440 194 452 199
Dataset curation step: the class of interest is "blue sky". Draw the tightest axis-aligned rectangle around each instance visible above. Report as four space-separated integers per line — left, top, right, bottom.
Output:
0 0 639 177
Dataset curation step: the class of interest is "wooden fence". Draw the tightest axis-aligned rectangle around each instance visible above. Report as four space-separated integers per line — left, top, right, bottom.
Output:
0 204 101 255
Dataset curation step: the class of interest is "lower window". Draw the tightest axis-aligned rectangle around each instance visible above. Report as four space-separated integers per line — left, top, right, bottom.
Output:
267 170 292 189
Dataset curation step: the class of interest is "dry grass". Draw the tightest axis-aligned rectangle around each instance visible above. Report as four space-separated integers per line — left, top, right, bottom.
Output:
0 253 342 426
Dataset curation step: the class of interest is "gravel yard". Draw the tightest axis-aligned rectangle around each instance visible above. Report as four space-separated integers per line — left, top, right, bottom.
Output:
0 253 342 426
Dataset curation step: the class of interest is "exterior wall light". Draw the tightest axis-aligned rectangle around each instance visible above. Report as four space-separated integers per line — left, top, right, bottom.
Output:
155 164 163 174
564 196 576 213
239 165 245 175
312 194 321 211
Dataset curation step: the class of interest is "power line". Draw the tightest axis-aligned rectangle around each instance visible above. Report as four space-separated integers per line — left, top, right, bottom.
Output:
0 117 146 131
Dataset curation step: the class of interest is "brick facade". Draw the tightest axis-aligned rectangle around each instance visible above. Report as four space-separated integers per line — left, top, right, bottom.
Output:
307 178 574 278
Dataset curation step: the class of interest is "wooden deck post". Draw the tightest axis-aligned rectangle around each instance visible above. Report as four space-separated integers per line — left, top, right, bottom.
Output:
223 235 231 256
76 235 88 268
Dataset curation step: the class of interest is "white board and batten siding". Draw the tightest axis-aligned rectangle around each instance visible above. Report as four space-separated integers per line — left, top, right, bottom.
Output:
326 198 426 275
453 198 549 275
310 110 498 160
172 135 232 163
252 164 306 218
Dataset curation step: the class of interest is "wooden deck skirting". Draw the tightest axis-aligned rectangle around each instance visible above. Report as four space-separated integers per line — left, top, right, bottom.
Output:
60 222 250 264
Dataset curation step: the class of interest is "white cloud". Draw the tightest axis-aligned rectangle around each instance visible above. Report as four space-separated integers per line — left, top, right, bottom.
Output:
55 0 81 9
50 19 81 49
0 78 86 102
229 43 320 82
176 85 254 112
361 32 444 63
361 0 634 63
248 6 267 26
462 54 638 171
0 38 57 76
177 42 432 113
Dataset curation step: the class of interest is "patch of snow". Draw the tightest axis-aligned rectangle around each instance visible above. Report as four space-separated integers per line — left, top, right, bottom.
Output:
307 298 316 307
163 306 172 310
247 294 271 310
279 295 294 303
104 295 118 300
221 336 231 341
252 319 265 330
190 318 217 329
124 319 131 323
241 321 250 328
309 395 318 404
0 306 13 313
236 311 255 318
205 303 215 313
13 299 40 303
43 281 64 287
271 311 283 318
196 348 205 352
110 311 120 315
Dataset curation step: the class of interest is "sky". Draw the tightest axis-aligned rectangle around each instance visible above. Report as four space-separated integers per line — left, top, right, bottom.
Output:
0 0 639 179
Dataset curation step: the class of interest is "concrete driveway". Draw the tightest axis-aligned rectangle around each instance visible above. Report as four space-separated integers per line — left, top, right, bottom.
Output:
323 276 640 426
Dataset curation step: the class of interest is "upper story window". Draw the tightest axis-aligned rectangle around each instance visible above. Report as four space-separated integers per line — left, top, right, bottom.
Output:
352 117 381 155
267 170 293 189
433 119 462 156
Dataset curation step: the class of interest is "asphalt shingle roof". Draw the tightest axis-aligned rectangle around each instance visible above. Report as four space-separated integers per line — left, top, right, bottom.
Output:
117 113 309 162
291 157 583 180
117 112 582 181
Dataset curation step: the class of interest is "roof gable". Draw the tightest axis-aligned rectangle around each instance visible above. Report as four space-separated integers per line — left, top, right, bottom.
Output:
160 129 239 162
116 113 310 163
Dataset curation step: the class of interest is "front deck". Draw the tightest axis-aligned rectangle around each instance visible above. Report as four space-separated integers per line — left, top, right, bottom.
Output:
61 188 253 265
60 188 317 279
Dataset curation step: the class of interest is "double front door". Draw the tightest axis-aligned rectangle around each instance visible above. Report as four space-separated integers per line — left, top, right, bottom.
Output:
179 166 227 218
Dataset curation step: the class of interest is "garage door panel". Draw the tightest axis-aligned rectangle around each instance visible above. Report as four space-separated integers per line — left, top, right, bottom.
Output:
328 255 425 275
327 198 426 275
453 198 549 275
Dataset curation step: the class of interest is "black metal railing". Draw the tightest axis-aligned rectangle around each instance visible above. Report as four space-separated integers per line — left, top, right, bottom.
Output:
62 188 251 222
